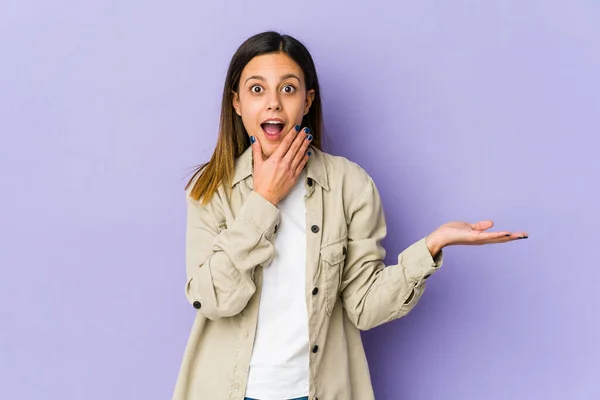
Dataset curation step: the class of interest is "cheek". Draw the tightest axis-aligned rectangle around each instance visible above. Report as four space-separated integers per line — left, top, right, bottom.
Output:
283 97 306 119
239 104 262 127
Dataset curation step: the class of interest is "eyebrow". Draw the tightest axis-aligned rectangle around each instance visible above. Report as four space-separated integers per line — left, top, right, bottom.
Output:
244 73 301 85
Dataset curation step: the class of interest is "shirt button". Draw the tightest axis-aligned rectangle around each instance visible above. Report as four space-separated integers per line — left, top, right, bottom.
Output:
312 344 319 353
312 287 319 295
307 178 313 187
193 301 201 309
311 225 320 233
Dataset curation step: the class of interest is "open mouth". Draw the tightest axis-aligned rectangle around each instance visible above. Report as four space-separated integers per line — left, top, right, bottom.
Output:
261 121 285 136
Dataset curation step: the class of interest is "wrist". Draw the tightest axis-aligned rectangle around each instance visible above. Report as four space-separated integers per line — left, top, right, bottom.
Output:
254 189 278 206
426 231 445 258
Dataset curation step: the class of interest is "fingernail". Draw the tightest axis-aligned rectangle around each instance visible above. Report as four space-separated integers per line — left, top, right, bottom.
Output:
295 125 301 132
307 151 312 156
505 234 510 237
250 136 255 143
304 127 311 134
518 236 528 239
307 134 313 141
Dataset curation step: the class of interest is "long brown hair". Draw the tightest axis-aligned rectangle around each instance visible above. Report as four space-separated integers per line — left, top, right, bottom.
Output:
185 31 324 206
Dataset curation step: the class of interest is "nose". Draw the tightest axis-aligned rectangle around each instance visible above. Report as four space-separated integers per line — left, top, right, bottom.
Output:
266 92 282 111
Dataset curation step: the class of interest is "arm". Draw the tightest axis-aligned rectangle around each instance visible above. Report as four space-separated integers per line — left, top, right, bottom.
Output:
340 176 443 330
185 190 280 320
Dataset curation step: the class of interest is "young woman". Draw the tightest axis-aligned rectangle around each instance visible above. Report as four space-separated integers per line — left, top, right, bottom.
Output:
172 31 528 400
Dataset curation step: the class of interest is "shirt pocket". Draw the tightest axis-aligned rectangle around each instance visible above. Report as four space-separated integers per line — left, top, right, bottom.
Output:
320 239 348 316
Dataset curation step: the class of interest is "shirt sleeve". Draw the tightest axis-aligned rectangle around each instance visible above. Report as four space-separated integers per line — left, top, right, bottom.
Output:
340 175 444 330
185 190 280 320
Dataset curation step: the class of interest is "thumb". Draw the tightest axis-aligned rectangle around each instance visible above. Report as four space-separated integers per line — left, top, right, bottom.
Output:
250 135 263 167
470 220 494 231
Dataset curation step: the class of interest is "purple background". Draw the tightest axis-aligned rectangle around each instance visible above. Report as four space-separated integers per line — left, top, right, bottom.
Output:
1 1 599 399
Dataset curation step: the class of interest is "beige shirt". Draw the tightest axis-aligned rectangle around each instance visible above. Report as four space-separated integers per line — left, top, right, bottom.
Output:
173 145 444 400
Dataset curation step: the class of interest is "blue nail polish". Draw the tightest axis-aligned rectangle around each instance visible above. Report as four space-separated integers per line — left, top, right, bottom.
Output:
295 125 301 132
304 127 311 134
250 136 255 143
307 134 313 141
307 151 312 156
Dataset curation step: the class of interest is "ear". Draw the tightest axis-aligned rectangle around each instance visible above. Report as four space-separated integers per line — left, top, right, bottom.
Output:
231 91 242 116
303 89 316 115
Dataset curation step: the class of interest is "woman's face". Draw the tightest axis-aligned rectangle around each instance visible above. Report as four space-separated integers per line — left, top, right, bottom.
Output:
232 52 315 159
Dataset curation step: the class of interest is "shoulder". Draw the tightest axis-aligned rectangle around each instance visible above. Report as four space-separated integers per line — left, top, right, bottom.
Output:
317 148 377 211
318 148 373 188
185 166 227 219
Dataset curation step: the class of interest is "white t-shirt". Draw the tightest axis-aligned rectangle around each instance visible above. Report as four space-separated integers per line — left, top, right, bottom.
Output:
245 170 309 400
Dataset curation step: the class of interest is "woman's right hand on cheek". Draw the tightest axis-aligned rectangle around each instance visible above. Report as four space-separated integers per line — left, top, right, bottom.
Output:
251 125 313 206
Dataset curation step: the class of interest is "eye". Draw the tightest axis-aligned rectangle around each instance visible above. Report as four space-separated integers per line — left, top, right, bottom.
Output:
282 85 296 94
250 85 263 94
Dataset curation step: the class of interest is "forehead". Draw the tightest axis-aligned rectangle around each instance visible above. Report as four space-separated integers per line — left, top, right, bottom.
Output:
241 53 304 81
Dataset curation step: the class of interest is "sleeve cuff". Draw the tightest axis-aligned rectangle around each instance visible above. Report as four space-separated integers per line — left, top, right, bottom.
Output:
237 190 280 241
400 236 444 287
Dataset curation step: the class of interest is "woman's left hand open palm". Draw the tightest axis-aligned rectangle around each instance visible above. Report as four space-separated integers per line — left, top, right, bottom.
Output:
427 220 528 256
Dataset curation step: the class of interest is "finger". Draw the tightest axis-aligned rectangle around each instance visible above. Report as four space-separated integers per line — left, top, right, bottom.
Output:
290 129 312 169
470 231 510 242
283 126 310 164
478 236 527 245
272 124 300 159
505 232 529 239
470 220 494 231
250 135 264 167
488 231 529 240
471 231 528 245
294 152 310 176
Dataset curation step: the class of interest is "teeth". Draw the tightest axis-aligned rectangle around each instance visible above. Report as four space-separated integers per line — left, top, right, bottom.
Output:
264 121 283 124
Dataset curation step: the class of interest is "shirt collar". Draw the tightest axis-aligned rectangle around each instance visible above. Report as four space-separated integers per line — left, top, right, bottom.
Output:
231 144 329 191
